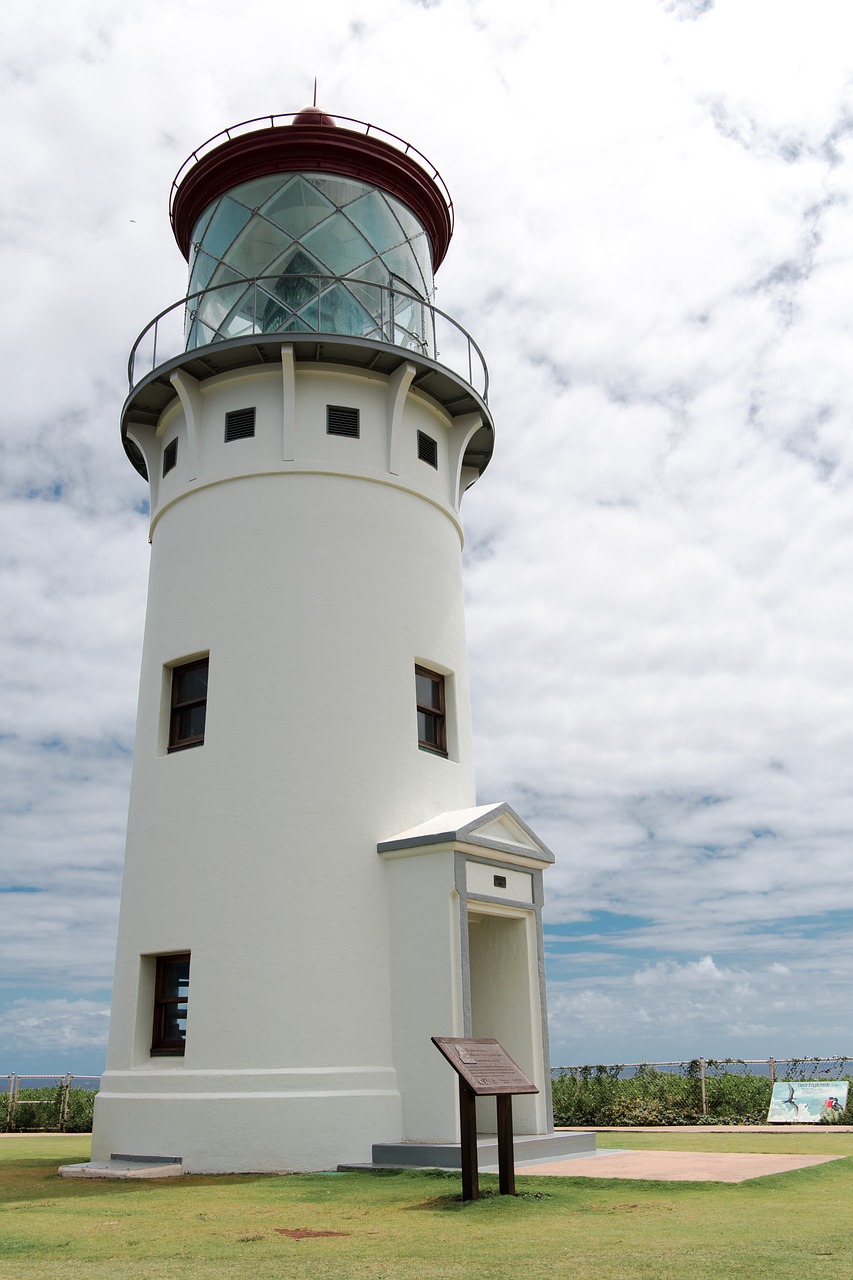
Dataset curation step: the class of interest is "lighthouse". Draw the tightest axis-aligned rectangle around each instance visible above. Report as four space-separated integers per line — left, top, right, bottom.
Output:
90 108 563 1174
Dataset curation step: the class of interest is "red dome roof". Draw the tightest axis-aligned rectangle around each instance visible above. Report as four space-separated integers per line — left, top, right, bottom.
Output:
170 111 453 269
292 105 337 128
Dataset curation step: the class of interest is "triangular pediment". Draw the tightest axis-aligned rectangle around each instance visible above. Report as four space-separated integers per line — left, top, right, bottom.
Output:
475 813 539 851
378 802 554 865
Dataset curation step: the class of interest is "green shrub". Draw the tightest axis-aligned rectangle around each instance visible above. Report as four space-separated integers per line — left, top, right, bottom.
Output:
63 1088 96 1132
551 1066 622 1126
4 1086 96 1133
609 1096 701 1126
704 1070 771 1122
552 1064 781 1126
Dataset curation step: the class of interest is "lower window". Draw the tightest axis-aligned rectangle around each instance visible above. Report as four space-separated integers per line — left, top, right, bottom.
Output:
151 953 190 1055
415 665 447 756
168 657 208 751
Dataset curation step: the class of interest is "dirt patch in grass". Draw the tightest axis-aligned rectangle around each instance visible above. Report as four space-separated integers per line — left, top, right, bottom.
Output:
273 1227 350 1239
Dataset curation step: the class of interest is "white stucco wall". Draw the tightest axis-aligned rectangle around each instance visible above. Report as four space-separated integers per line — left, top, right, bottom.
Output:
95 356 481 1171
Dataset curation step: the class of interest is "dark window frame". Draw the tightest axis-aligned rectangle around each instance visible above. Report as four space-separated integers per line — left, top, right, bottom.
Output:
151 952 190 1056
415 664 447 756
168 657 209 752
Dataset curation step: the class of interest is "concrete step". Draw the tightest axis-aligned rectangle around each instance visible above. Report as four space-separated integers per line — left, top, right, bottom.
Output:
369 1129 596 1170
59 1157 183 1180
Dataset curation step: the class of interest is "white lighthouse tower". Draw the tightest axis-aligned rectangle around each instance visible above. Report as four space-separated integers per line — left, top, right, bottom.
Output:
90 107 568 1174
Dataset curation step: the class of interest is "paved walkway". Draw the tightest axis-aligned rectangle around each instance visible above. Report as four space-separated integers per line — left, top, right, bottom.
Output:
516 1148 845 1183
584 1123 853 1134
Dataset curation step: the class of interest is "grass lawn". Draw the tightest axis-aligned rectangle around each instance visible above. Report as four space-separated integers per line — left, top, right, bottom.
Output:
1 1133 851 1280
595 1128 853 1156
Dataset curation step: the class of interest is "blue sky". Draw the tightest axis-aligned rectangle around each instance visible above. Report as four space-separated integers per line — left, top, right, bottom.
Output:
3 0 853 1076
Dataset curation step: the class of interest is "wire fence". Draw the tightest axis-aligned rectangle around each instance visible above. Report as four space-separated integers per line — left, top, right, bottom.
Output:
2 1075 101 1133
550 1058 853 1124
5 1060 852 1130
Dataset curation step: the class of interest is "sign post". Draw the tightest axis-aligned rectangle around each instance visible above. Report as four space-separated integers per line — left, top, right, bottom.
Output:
432 1036 539 1200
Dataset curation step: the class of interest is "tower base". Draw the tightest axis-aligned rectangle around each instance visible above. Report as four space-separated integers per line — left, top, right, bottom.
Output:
90 1067 402 1173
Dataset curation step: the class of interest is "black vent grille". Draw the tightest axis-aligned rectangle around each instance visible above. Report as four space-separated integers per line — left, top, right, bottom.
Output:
162 439 178 476
417 431 438 468
327 405 360 438
225 407 256 441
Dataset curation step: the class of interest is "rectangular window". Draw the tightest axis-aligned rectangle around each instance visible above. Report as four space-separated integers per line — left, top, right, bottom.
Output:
417 431 438 468
225 407 256 441
151 953 190 1055
327 404 360 438
163 438 178 476
168 657 208 751
416 665 447 755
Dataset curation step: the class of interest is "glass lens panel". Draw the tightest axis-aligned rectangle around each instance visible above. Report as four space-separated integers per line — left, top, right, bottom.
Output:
200 197 253 261
281 315 314 333
345 190 408 254
282 247 323 276
224 216 293 279
255 285 290 333
270 270 320 314
392 295 427 351
220 288 258 338
207 261 246 291
345 279 384 336
317 284 374 336
381 244 424 296
263 176 335 237
386 193 425 242
190 202 217 250
302 217 375 274
308 174 369 207
196 281 247 336
230 173 292 209
409 231 433 290
187 314 219 348
350 258 392 288
188 250 219 295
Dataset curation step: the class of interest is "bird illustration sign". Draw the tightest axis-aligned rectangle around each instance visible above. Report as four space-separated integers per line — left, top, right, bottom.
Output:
767 1080 848 1123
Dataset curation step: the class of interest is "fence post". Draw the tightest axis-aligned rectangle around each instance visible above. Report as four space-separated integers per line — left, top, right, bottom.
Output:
60 1073 72 1131
699 1058 708 1116
769 1057 776 1085
4 1075 13 1132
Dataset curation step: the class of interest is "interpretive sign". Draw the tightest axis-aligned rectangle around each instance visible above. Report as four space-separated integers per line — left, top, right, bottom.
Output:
432 1036 539 1200
767 1080 849 1124
432 1037 539 1096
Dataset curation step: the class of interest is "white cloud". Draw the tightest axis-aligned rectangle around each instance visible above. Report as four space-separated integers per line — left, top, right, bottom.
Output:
2 0 853 1071
633 955 733 987
548 947 852 1063
0 999 110 1052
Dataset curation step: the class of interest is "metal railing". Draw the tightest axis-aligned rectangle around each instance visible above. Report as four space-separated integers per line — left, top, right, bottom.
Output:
3 1073 101 1131
169 111 453 235
127 274 489 401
